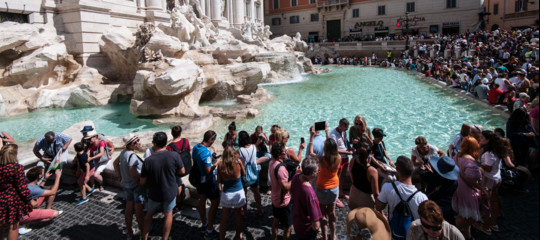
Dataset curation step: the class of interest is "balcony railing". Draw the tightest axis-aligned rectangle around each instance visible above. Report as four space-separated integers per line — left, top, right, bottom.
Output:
317 0 349 8
504 9 539 19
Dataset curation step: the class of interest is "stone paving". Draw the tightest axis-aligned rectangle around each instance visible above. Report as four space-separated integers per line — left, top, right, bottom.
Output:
17 176 539 240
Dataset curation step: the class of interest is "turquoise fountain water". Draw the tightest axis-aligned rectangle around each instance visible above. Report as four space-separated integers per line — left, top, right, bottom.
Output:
210 67 507 159
0 102 167 143
1 67 506 159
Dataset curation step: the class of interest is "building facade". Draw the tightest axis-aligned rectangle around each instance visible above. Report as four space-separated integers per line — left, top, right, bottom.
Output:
0 0 263 66
265 0 486 41
484 0 539 30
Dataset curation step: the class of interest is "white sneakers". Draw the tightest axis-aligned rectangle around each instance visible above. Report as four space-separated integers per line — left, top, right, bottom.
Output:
19 227 32 235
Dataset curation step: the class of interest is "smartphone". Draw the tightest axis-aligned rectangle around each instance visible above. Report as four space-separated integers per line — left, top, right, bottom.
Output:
300 137 305 144
314 121 326 131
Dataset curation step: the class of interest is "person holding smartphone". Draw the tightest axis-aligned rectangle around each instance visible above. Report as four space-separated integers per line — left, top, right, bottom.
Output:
329 118 354 206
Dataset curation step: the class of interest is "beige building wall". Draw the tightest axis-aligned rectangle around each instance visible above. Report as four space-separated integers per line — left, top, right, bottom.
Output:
266 0 485 40
485 0 539 30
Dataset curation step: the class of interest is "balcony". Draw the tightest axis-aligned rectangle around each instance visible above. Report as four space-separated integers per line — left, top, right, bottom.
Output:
504 9 539 19
317 0 349 8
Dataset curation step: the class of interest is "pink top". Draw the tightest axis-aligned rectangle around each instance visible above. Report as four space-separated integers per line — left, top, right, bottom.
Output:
270 160 291 207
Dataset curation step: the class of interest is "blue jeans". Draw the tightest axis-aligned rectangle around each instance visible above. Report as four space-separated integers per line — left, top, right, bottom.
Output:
123 186 147 203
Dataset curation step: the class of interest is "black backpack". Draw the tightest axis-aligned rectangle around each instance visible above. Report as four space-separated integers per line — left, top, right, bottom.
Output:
168 139 192 177
273 159 299 204
273 159 299 182
389 182 420 240
188 157 201 188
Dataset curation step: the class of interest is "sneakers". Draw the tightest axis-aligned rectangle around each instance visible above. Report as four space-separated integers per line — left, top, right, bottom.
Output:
58 210 64 216
87 188 95 197
204 229 219 240
336 199 345 208
18 227 32 235
75 198 89 205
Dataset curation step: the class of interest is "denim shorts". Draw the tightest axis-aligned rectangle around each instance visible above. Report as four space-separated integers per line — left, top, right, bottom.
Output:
147 197 176 212
123 186 147 203
316 186 338 205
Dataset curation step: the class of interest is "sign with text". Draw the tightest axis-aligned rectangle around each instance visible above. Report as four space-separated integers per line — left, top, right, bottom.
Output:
354 20 384 28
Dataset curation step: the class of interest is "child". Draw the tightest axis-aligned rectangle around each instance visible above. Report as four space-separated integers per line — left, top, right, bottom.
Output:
75 142 94 205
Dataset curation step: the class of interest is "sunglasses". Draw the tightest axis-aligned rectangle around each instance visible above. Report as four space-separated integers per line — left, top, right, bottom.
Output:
421 220 442 231
355 122 363 126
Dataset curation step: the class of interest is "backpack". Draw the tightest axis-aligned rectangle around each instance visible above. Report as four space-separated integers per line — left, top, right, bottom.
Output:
273 159 299 204
188 157 201 188
168 139 192 177
240 146 258 186
128 152 144 165
389 181 420 240
273 159 299 183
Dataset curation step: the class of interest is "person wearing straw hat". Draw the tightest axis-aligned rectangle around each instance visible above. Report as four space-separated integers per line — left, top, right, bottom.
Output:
346 207 390 240
113 135 146 240
421 156 459 225
407 200 464 240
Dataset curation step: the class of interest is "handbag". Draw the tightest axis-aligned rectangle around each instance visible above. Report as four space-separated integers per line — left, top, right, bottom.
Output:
94 140 110 164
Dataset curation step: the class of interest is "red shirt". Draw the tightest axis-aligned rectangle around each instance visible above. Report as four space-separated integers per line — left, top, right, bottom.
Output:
488 88 503 104
166 139 191 153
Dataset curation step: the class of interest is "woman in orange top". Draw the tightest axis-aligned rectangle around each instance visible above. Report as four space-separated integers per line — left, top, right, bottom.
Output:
309 128 341 240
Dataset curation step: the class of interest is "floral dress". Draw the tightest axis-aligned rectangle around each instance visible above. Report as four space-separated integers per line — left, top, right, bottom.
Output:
0 163 33 225
452 157 482 221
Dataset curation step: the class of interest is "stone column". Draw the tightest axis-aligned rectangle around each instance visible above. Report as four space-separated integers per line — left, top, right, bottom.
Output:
227 0 233 22
146 0 162 10
211 0 222 21
200 0 206 16
249 0 255 22
206 0 212 18
233 0 245 26
257 2 263 22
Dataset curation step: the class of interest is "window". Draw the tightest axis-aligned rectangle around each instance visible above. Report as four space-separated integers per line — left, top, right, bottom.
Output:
0 12 29 23
406 2 415 12
310 0 316 4
310 13 319 22
272 17 281 25
378 5 386 15
446 0 456 8
493 3 499 15
352 9 359 18
273 0 279 9
515 0 528 12
291 0 297 6
290 15 300 24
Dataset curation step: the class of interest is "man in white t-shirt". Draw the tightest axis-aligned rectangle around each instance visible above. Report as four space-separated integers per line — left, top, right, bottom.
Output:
494 73 509 92
330 118 353 205
376 156 428 221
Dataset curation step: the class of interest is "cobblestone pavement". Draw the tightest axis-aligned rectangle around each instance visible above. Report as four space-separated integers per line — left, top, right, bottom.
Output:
18 177 538 240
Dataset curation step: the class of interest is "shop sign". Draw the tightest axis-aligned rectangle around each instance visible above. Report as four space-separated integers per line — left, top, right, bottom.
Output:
443 22 459 27
354 20 383 28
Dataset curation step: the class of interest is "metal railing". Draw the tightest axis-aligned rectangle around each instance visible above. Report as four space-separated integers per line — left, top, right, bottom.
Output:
317 0 349 8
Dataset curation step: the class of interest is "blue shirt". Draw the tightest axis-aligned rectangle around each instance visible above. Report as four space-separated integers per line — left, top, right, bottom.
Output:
192 143 215 183
28 184 45 200
33 132 71 158
306 135 325 157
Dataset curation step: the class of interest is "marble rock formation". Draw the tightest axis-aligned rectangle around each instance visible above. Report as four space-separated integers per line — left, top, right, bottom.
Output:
0 22 121 117
0 1 313 119
123 3 313 117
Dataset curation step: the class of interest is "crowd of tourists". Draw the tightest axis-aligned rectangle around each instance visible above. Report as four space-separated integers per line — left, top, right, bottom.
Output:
1 28 538 240
1 101 538 240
